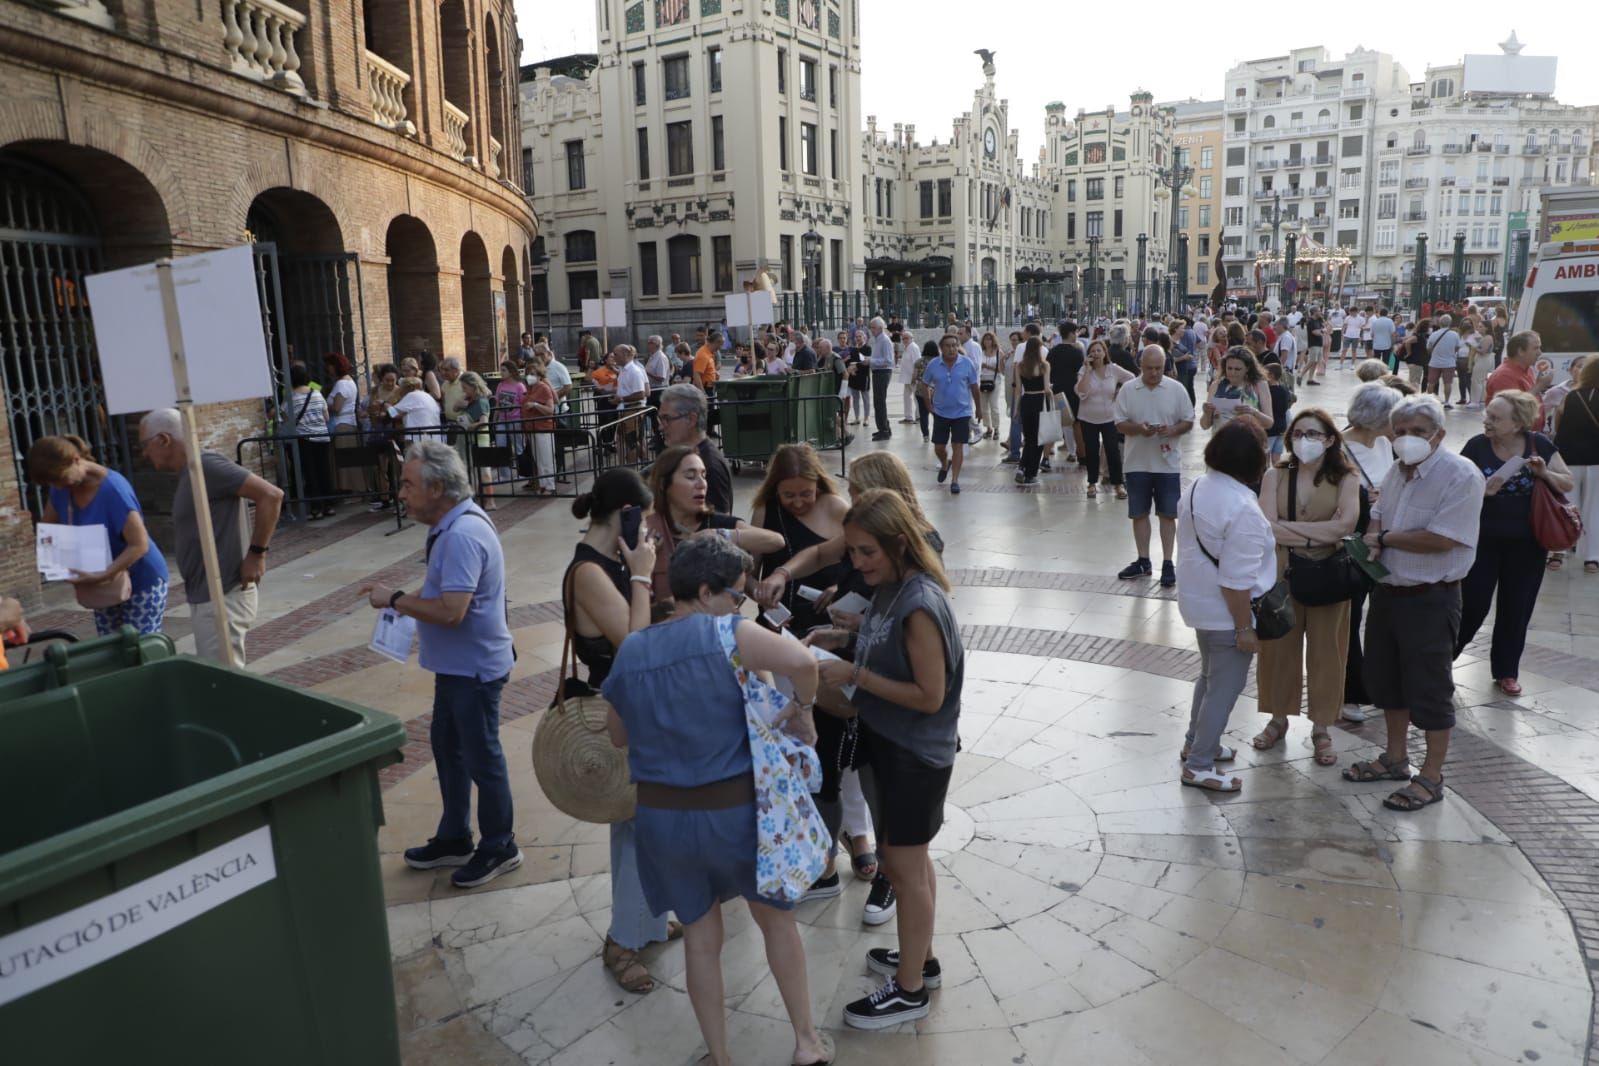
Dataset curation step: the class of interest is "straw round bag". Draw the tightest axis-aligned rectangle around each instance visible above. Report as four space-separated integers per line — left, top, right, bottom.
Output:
531 604 636 824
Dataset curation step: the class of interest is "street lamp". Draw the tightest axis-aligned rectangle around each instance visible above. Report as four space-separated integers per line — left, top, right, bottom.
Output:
1268 191 1282 308
1451 231 1467 304
1135 233 1148 316
1160 149 1194 314
1086 234 1102 321
531 244 554 341
801 228 822 331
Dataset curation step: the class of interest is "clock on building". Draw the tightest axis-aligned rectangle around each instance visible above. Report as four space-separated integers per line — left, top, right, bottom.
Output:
984 127 996 159
798 0 818 29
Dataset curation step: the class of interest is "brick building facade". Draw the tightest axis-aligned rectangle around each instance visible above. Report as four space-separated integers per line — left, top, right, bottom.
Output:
0 0 537 603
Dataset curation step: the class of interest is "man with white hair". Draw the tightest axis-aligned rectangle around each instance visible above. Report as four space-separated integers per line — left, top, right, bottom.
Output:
1346 394 1482 814
138 408 284 665
363 440 521 888
868 316 896 440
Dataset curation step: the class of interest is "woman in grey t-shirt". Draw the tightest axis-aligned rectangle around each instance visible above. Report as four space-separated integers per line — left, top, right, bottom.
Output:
808 488 964 1032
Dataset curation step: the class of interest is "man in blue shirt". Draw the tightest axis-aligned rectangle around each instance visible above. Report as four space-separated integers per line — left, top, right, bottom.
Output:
920 333 983 494
364 441 520 889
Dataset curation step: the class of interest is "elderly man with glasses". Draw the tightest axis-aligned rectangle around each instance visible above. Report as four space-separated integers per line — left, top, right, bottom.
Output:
657 383 733 513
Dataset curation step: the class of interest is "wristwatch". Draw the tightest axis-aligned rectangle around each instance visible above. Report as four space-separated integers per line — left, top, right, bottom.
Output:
1377 531 1388 549
389 589 405 609
248 544 270 555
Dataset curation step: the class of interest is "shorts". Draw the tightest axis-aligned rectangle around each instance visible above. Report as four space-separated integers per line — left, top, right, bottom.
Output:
1362 583 1461 731
1125 471 1181 518
855 722 952 847
931 414 971 446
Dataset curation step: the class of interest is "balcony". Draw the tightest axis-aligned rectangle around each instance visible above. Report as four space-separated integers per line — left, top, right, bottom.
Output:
487 136 501 180
1255 187 1279 199
1281 186 1304 198
365 50 414 134
222 0 306 91
34 0 113 27
1226 98 1250 111
1525 144 1544 155
1403 244 1416 255
442 100 470 163
1283 156 1305 169
1338 209 1360 220
1404 210 1428 221
1378 177 1398 187
1493 176 1510 186
1495 144 1511 154
1255 160 1279 170
1344 85 1372 98
1407 145 1431 156
1439 177 1455 186
1577 142 1591 155
1404 177 1429 188
1311 155 1334 167
1310 185 1331 197
1442 144 1466 154
1475 142 1493 152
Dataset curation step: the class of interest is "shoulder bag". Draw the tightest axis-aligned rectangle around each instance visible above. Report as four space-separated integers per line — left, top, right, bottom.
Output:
531 566 635 823
1036 391 1064 446
68 496 133 610
713 614 831 904
1188 488 1294 640
1282 470 1369 606
1525 434 1583 553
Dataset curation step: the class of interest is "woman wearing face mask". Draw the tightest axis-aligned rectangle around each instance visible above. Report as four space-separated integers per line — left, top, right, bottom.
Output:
1454 390 1576 695
1338 384 1403 723
643 446 783 605
1252 410 1361 765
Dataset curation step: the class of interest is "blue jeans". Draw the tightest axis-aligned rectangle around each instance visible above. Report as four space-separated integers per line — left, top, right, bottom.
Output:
431 673 515 855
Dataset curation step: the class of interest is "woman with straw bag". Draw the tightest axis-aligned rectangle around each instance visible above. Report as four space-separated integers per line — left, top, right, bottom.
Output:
549 468 683 994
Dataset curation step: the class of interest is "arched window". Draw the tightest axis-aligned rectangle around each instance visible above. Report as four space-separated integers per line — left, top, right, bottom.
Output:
1430 79 1453 99
668 235 701 294
1262 115 1276 130
1317 109 1330 123
1412 128 1427 148
565 230 596 262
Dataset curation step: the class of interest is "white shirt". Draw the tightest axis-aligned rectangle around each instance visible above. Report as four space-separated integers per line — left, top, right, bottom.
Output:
1368 316 1396 349
1328 307 1346 329
1274 331 1298 364
897 340 918 383
392 389 441 428
962 338 983 369
1111 376 1196 474
328 378 358 429
1176 473 1277 632
544 358 573 410
1345 437 1393 493
1370 445 1484 585
644 347 672 385
1287 311 1303 329
1346 312 1364 339
617 360 650 406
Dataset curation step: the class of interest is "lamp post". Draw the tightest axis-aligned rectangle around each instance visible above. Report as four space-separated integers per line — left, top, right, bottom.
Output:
801 228 822 331
1087 234 1102 320
1283 231 1298 308
1412 233 1428 312
531 245 554 341
1177 233 1189 314
1451 231 1467 305
1135 233 1147 316
1160 148 1194 315
1268 191 1282 308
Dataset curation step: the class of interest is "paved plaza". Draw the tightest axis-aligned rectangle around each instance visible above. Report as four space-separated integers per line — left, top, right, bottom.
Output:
29 370 1599 1065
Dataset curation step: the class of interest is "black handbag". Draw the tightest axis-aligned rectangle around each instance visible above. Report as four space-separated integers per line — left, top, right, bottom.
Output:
1282 471 1368 607
1188 489 1295 641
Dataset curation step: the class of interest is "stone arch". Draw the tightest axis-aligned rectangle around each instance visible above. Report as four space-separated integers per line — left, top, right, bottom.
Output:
2 140 172 268
386 215 442 362
483 10 508 176
246 187 344 254
459 231 494 371
501 245 521 348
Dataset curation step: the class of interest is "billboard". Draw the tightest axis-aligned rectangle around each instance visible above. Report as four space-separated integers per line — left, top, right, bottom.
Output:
1462 54 1557 97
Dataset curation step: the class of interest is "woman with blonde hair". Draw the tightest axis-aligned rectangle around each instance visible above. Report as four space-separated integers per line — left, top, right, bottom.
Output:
28 435 169 634
807 488 964 1030
978 332 1003 438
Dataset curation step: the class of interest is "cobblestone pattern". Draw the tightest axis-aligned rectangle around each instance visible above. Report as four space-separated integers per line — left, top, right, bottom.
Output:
948 567 1178 601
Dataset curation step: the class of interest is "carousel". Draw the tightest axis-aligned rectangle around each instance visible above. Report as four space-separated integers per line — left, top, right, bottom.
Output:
1252 228 1354 309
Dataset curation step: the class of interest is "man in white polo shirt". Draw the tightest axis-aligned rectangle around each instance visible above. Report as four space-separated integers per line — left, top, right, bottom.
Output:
1113 345 1196 588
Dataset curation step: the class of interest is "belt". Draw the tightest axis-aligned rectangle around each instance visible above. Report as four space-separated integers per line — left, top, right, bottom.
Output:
1378 579 1460 598
636 773 755 811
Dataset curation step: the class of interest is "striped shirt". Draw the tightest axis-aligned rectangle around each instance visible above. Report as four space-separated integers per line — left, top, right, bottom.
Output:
1371 445 1484 585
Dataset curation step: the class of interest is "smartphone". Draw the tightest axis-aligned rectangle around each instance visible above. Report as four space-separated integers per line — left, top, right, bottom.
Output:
620 505 642 550
763 603 793 628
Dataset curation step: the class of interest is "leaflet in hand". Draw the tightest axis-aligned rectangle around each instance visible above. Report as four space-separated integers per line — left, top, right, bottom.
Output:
1209 396 1241 418
369 608 417 663
827 591 871 618
35 523 111 581
772 629 843 704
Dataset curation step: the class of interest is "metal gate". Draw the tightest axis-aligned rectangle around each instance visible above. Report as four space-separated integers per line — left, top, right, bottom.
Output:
251 243 371 417
0 154 132 516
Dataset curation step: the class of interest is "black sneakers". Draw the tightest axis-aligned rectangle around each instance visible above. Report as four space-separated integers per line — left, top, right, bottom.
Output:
403 836 473 869
1160 560 1177 588
801 871 843 902
451 848 524 888
863 873 896 925
1118 557 1152 580
937 463 950 484
844 976 931 1029
865 947 942 989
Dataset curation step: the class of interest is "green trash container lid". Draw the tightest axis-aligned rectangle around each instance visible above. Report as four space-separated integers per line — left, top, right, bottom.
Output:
0 627 174 704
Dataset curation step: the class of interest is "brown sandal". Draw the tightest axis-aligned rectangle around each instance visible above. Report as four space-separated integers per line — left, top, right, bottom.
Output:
1252 719 1288 750
1311 732 1337 766
603 936 655 994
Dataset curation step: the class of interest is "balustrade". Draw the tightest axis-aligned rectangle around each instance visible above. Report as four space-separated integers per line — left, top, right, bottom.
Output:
365 51 415 134
222 0 305 91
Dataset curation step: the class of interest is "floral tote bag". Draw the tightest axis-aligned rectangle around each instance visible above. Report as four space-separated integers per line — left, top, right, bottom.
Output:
714 615 830 904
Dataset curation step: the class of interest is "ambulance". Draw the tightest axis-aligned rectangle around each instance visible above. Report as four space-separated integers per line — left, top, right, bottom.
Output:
1511 188 1599 369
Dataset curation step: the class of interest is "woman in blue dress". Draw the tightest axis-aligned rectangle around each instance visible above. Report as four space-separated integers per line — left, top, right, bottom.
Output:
28 435 169 634
603 535 832 1066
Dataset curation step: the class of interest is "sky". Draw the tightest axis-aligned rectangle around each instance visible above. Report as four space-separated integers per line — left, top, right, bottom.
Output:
513 3 1597 163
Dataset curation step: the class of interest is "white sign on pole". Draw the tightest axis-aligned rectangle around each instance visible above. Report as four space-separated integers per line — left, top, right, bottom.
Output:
724 290 775 328
580 298 627 330
0 826 276 1007
84 245 273 414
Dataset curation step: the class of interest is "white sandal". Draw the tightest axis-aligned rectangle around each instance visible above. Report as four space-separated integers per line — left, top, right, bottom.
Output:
1181 767 1242 792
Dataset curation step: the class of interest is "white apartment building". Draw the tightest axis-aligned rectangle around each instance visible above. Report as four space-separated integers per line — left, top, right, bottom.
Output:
518 0 864 341
1220 45 1411 301
1366 35 1597 297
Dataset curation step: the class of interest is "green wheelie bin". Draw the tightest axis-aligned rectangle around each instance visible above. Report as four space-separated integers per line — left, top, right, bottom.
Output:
717 375 792 468
0 653 407 1066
